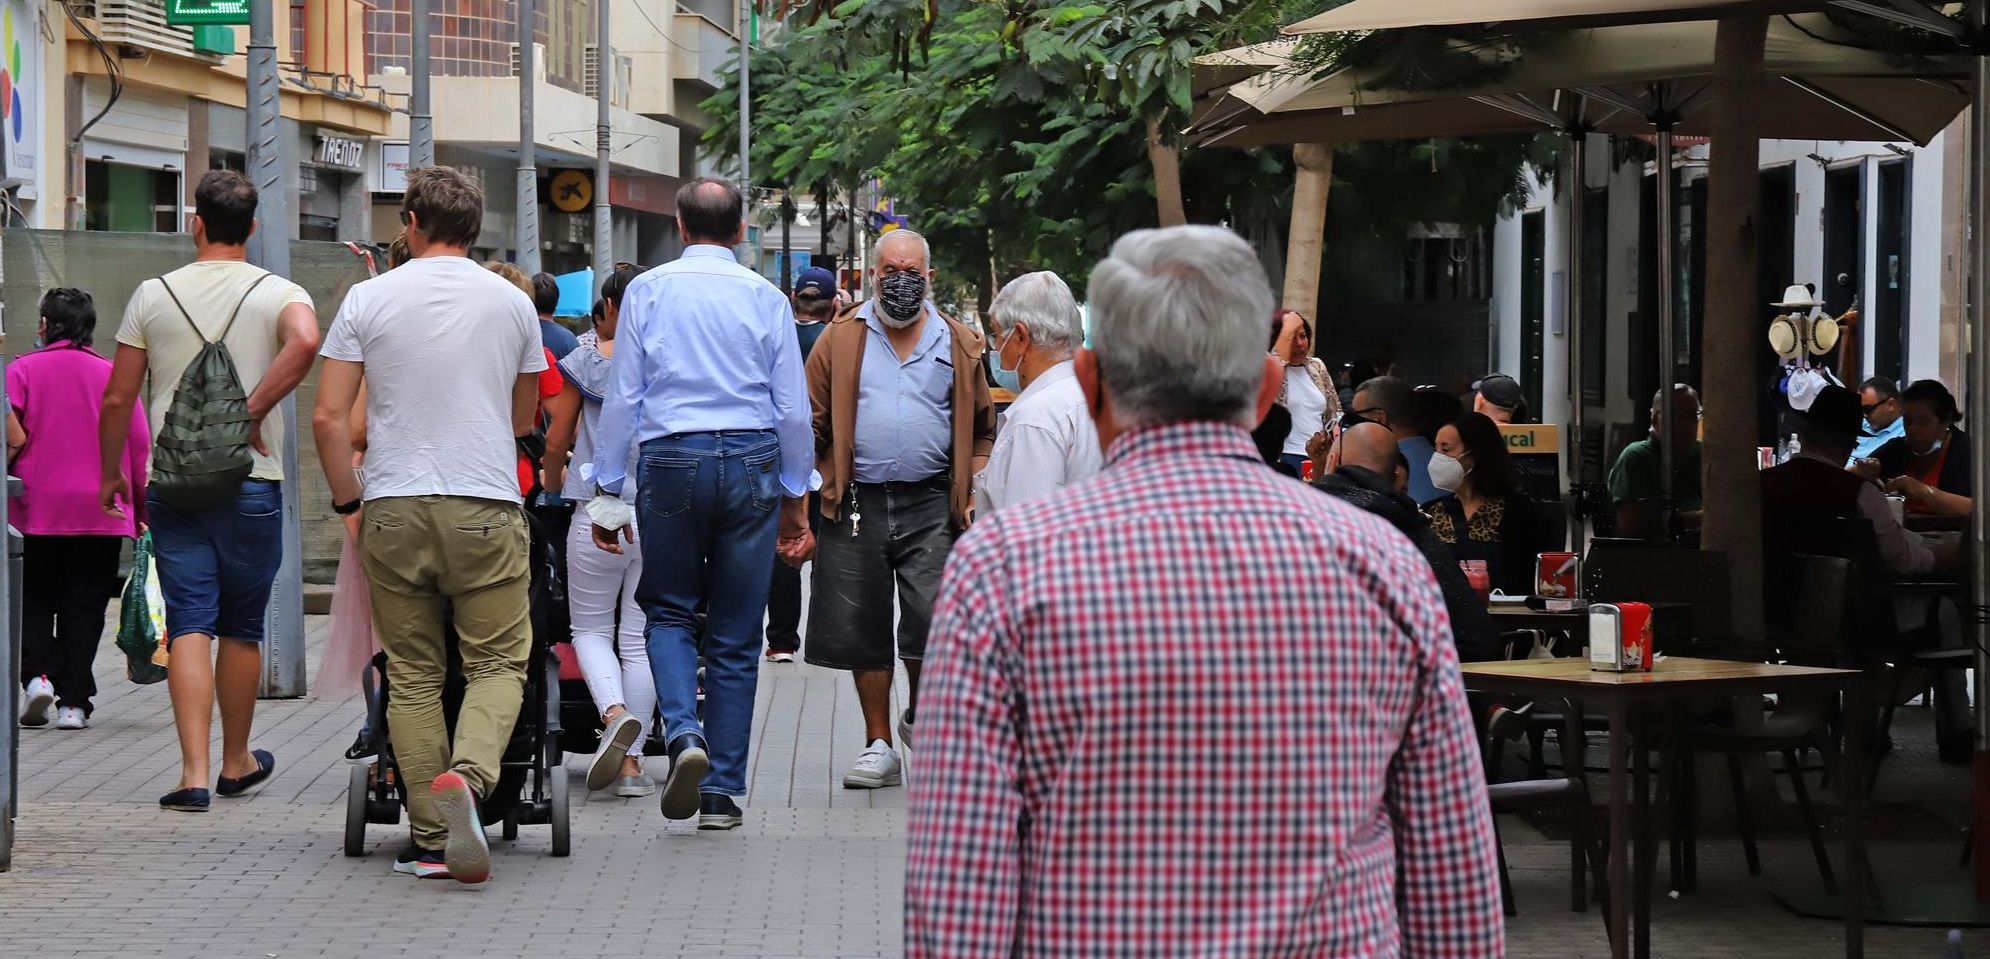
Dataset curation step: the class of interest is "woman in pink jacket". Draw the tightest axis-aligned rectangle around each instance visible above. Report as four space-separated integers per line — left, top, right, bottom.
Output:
9 288 150 730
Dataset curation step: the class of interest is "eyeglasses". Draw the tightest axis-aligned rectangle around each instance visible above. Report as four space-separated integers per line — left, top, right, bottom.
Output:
1860 403 1879 416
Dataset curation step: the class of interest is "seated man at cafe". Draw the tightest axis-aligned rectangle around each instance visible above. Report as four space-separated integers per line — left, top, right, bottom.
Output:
1851 376 1904 462
1608 384 1704 540
1762 384 1954 578
1793 384 1970 761
1315 422 1502 663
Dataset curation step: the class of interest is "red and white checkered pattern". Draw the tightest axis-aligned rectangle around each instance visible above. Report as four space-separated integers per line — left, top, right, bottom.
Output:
907 422 1504 958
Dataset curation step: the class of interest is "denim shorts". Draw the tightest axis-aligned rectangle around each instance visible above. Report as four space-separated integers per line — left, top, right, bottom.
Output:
147 479 284 645
804 479 955 671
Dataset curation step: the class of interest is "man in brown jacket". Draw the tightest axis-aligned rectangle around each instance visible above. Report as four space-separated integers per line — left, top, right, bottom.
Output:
804 229 995 789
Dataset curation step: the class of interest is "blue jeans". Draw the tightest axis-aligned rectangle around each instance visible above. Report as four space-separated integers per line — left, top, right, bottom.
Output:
635 431 783 798
146 479 283 644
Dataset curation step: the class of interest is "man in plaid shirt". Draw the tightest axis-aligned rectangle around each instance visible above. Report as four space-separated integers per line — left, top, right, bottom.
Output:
906 225 1503 957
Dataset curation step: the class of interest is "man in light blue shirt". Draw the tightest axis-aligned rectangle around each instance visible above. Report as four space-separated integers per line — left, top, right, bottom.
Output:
1852 376 1905 463
802 229 996 792
589 177 814 832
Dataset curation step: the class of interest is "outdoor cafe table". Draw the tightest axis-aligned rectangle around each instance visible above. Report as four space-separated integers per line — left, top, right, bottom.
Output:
1459 657 1868 959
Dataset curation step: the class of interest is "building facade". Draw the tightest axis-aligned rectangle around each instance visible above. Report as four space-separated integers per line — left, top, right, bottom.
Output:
4 0 393 234
359 0 726 272
1488 123 1965 480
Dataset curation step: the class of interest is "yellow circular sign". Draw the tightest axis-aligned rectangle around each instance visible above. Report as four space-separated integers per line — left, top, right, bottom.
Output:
550 170 593 213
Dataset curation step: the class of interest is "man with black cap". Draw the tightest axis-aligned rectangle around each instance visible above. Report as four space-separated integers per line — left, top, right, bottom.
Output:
765 266 839 663
1761 383 1942 578
1470 373 1527 425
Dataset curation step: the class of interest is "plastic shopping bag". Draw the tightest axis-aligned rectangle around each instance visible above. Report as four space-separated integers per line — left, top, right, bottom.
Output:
115 533 169 685
317 536 380 700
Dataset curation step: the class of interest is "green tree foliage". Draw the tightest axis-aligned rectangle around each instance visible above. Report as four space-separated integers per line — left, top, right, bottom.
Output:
703 0 1553 306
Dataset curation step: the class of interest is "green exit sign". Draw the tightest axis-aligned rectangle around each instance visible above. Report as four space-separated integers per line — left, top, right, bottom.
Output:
165 0 251 26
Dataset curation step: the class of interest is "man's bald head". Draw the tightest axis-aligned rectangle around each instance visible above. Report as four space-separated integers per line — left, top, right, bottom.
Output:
1337 422 1402 475
676 176 744 245
874 229 931 271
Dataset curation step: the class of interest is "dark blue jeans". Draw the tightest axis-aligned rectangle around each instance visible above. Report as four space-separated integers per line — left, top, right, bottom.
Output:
635 431 783 798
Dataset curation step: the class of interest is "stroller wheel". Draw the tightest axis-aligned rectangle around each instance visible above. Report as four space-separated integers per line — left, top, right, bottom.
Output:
344 764 370 857
502 810 519 841
549 764 571 857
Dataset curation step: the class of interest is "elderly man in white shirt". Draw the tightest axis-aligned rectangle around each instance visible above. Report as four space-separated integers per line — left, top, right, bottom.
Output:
975 271 1102 514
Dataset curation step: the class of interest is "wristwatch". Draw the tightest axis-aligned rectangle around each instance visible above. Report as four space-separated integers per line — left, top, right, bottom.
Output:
332 497 362 516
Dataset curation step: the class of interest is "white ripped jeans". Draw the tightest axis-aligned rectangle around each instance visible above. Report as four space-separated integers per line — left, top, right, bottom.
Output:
565 515 655 769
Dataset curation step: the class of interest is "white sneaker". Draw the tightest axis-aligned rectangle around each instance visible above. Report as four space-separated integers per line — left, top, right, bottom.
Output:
897 711 914 750
55 706 87 730
19 676 53 728
842 739 903 789
587 713 642 791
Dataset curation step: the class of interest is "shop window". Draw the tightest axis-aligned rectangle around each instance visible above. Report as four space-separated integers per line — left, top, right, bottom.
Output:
84 160 182 233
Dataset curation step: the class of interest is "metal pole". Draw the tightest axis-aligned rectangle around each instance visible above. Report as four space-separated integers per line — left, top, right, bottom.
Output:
0 219 13 870
516 0 541 273
410 0 434 169
1654 118 1677 543
1565 129 1587 550
593 0 612 294
1967 0 1990 901
247 0 304 698
737 0 751 259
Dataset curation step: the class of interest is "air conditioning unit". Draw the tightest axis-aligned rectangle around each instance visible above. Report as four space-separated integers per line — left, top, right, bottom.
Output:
508 42 549 80
582 45 633 107
75 0 217 62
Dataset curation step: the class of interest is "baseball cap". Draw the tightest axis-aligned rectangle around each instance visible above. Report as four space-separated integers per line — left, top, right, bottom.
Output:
795 267 836 298
1796 383 1863 438
1471 373 1525 414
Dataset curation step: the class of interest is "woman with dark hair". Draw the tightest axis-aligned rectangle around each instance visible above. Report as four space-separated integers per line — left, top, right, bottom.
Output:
1869 379 1972 516
542 264 658 797
1424 412 1544 595
8 288 150 729
1268 309 1340 474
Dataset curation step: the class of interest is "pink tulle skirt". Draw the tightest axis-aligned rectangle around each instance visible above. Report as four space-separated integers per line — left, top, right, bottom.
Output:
317 537 379 699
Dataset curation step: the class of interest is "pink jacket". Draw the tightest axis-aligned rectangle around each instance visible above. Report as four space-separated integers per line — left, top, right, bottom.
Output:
8 342 149 537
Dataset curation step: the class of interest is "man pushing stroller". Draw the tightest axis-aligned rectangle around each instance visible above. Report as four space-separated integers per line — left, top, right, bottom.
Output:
312 165 547 884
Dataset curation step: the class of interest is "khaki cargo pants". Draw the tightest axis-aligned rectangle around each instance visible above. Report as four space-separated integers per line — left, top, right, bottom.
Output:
359 495 532 850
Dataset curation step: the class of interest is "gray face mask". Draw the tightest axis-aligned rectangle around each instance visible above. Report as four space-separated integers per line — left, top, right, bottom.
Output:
878 271 927 328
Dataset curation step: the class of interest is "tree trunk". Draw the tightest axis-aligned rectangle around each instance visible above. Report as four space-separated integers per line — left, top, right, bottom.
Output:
1146 115 1187 227
1704 15 1769 643
1282 142 1334 325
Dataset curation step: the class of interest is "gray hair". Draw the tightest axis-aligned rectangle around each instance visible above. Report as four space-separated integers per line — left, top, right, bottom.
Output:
1086 226 1274 429
873 229 930 268
987 271 1082 354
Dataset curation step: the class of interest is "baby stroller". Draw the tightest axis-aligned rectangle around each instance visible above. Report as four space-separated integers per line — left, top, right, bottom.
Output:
343 510 573 857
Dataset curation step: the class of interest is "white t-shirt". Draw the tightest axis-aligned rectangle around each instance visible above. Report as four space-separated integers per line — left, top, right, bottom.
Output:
117 260 316 482
1283 365 1328 456
320 256 547 504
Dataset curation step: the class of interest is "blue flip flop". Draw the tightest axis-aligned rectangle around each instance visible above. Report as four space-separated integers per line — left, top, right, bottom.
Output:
216 749 276 798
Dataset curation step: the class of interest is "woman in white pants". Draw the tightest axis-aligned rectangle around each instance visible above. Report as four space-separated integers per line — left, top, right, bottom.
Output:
542 266 655 797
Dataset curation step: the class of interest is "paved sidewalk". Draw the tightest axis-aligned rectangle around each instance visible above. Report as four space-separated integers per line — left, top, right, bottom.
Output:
0 614 1976 957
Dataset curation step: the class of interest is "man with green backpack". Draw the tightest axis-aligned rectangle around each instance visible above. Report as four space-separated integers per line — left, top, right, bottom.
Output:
96 169 323 813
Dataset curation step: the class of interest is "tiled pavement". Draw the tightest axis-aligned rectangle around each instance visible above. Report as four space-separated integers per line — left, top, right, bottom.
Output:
0 613 1980 958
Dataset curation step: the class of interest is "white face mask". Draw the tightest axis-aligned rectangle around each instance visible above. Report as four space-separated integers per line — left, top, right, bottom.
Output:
1428 452 1468 493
